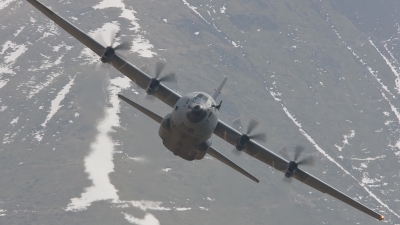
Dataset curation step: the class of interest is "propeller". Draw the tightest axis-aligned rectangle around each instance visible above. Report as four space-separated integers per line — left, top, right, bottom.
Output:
145 62 177 97
93 27 131 65
154 62 177 82
232 118 266 155
278 145 314 179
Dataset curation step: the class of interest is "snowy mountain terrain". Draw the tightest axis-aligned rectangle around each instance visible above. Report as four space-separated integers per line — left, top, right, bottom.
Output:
1 0 400 224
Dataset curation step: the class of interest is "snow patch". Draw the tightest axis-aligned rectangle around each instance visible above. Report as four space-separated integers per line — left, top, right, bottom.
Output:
34 75 76 141
0 79 9 89
125 153 145 162
0 41 28 89
93 0 140 32
25 72 61 99
350 155 386 161
181 0 210 25
10 116 19 126
162 168 171 172
232 41 239 48
334 130 355 152
175 207 191 211
0 105 7 112
332 27 396 99
220 5 226 13
120 200 171 211
65 76 130 211
0 0 16 11
0 209 6 217
64 77 169 213
369 39 400 94
13 26 24 37
122 213 160 225
36 22 60 40
131 35 157 58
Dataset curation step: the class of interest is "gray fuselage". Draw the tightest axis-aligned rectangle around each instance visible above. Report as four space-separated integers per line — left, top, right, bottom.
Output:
158 92 219 160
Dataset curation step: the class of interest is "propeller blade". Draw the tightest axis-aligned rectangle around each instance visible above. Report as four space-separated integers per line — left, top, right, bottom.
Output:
102 28 117 47
94 32 107 48
278 146 290 161
95 61 109 70
297 156 315 166
110 29 119 47
282 177 293 184
140 64 150 74
114 41 131 51
294 145 304 162
249 132 266 142
159 73 176 83
232 148 242 156
232 118 242 131
246 118 259 135
155 62 165 79
95 61 102 71
145 94 156 101
143 62 178 97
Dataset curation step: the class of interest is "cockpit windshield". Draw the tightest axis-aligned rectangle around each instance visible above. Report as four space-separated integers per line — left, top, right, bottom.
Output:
195 93 208 102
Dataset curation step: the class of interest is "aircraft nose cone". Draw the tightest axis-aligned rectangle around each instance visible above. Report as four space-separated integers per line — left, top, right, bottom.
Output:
192 105 202 116
187 104 207 123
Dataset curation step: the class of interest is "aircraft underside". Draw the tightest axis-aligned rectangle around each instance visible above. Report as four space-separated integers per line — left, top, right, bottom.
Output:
159 114 207 161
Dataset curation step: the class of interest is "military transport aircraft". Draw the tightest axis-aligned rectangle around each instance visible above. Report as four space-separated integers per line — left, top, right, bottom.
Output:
27 0 384 221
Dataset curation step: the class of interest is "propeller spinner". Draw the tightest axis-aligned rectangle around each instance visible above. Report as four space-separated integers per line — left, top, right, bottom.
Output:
232 118 266 155
145 62 177 96
279 145 314 179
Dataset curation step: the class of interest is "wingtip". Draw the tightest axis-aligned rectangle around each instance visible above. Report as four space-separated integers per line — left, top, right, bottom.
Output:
250 176 259 183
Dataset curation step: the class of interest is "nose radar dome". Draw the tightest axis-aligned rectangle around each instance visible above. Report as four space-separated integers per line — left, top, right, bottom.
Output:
192 105 202 115
187 104 207 123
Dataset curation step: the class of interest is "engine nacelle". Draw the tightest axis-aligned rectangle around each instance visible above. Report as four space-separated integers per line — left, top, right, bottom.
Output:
188 139 211 160
284 161 298 178
100 47 115 63
236 134 250 151
196 139 212 152
146 78 160 95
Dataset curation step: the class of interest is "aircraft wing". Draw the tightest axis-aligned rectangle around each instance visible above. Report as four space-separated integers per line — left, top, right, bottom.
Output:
206 146 259 183
213 121 384 220
27 0 181 108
